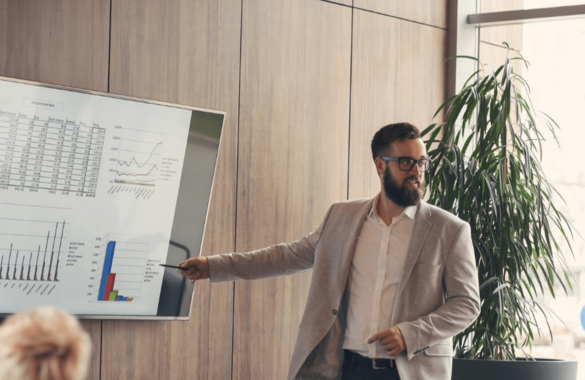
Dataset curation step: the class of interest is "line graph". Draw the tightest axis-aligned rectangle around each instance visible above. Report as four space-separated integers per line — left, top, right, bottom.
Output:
116 164 159 177
114 129 163 187
117 142 162 168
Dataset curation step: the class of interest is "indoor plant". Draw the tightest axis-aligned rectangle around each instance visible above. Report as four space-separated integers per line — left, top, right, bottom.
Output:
421 44 578 379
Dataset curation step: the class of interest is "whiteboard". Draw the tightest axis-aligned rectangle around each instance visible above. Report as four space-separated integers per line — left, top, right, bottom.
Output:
0 77 224 319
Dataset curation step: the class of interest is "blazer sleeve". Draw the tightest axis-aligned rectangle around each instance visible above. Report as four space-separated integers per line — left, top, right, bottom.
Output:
397 222 480 361
207 204 334 283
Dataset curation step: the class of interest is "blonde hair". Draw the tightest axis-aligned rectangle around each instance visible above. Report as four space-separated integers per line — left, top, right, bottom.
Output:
0 307 91 380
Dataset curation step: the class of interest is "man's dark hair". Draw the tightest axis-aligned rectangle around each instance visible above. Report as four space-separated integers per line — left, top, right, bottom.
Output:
371 122 421 161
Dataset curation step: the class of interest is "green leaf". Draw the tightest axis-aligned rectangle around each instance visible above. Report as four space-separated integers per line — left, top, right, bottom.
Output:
492 283 510 294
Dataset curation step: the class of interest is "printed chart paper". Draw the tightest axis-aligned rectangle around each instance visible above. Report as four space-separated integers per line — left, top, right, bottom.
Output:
0 79 192 316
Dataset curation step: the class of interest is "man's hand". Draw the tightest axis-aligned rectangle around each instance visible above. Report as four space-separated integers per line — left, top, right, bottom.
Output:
178 257 210 283
367 326 406 356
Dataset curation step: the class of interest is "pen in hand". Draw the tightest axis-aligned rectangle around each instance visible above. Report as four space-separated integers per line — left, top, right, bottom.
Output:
176 257 210 283
159 264 190 270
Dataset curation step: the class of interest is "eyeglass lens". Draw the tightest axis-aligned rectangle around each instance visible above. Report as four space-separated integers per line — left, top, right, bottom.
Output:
399 158 429 171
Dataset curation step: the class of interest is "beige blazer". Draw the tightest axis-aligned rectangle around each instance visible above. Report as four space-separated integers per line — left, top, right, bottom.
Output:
208 198 480 380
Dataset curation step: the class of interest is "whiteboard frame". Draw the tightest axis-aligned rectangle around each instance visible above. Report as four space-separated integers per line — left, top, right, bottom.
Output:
0 75 226 321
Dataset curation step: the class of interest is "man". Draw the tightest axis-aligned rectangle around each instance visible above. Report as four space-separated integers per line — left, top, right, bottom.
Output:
179 122 480 380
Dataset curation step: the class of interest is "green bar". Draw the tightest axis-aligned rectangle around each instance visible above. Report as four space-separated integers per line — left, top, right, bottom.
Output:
109 290 119 301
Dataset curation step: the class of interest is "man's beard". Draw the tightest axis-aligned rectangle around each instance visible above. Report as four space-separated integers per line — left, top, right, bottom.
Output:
383 166 425 207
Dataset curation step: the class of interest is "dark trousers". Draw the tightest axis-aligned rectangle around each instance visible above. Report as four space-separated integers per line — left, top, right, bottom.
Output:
341 350 401 380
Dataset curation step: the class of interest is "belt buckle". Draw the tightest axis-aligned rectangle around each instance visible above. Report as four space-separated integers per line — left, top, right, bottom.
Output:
372 358 388 370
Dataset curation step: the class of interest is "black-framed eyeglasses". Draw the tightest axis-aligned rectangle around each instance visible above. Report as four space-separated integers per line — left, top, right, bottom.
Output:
380 156 431 172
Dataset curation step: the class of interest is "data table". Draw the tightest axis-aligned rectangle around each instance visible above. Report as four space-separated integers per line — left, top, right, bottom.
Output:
0 110 105 197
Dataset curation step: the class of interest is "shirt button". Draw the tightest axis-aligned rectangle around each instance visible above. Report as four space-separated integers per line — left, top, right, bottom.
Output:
332 309 337 316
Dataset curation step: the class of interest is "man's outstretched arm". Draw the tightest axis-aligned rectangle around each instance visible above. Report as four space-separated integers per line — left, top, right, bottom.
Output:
179 204 334 283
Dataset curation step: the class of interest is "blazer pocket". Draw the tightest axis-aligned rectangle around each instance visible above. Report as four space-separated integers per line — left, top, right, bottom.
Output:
424 344 454 357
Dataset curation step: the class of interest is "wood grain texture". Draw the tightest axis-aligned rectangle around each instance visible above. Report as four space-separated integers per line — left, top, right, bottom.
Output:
79 320 102 380
0 0 110 91
103 0 240 379
234 0 351 379
354 0 448 29
349 9 447 200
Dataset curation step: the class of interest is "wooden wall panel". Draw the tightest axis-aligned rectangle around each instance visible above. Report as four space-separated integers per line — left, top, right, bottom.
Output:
349 9 447 200
234 0 351 379
0 0 110 91
80 320 102 380
0 2 109 380
354 0 448 29
103 0 240 379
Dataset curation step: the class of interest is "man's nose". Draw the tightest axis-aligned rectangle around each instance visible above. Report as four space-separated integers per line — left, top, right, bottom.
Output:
410 162 422 175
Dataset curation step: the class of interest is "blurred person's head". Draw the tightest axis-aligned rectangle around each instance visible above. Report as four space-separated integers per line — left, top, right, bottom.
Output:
0 307 91 380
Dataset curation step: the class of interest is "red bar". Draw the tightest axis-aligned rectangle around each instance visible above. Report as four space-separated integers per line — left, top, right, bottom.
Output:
103 273 116 301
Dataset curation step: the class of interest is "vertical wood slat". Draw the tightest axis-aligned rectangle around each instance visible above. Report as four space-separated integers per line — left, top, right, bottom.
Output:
79 320 102 380
103 0 240 379
353 0 448 29
234 1 352 379
0 2 110 379
349 9 448 200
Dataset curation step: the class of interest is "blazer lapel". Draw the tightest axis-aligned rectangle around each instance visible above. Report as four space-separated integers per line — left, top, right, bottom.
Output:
339 198 374 293
396 200 432 298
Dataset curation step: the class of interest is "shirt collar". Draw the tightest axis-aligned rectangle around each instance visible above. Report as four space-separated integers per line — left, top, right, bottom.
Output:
403 204 417 219
370 193 418 225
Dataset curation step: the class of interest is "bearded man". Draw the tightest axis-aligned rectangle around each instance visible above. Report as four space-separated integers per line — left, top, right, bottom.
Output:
179 122 480 380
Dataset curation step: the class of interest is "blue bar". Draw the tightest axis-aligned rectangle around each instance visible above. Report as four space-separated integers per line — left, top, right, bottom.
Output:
115 296 123 301
98 242 116 301
120 297 127 301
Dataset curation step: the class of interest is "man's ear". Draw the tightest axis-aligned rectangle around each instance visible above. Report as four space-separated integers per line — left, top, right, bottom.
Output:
374 157 386 177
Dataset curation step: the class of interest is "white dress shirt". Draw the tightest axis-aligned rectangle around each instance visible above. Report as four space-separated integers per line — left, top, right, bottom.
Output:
342 193 417 359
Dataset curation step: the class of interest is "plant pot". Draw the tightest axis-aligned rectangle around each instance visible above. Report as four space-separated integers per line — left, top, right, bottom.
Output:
452 358 578 380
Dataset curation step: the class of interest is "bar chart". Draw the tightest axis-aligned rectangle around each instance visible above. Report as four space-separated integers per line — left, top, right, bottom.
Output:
0 218 66 283
93 234 150 302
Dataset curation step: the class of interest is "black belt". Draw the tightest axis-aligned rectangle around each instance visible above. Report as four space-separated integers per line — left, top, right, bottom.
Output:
343 350 395 370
